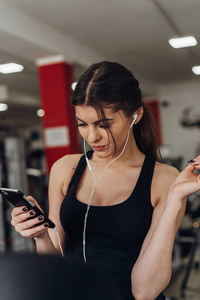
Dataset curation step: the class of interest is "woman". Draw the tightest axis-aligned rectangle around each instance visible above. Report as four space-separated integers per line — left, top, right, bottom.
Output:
11 61 200 300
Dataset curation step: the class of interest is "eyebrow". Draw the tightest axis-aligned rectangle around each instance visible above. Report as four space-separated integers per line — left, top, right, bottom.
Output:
75 116 114 124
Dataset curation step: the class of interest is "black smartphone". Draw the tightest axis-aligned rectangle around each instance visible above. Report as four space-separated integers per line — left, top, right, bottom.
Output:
0 187 55 228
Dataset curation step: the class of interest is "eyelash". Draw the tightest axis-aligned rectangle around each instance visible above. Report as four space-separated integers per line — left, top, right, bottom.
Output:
77 123 86 127
77 123 110 129
98 124 110 129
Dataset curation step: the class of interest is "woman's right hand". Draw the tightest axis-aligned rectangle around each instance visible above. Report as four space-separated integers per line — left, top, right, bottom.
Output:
11 196 49 239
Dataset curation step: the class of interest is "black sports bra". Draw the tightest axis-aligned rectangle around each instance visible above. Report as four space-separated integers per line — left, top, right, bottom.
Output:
60 151 165 300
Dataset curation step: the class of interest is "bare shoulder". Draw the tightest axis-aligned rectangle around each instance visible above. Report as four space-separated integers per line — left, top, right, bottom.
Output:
151 162 179 206
49 154 83 194
50 153 83 178
155 161 179 181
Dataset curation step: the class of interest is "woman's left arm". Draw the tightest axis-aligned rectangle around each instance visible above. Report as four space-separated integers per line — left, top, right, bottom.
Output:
131 156 200 300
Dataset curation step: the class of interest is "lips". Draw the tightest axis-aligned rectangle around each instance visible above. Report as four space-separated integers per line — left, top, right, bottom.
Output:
92 145 106 151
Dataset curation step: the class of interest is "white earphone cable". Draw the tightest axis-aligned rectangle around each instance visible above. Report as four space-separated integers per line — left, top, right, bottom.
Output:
83 114 137 263
53 227 65 257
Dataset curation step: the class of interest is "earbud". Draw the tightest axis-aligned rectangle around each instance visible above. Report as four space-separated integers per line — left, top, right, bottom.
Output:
130 113 138 128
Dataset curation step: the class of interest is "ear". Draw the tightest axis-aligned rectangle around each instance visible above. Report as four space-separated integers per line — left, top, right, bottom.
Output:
135 106 143 123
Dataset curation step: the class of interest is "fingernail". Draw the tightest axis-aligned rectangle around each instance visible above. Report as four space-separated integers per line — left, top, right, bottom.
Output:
38 215 44 221
44 223 49 228
29 210 35 216
22 207 27 212
187 159 195 163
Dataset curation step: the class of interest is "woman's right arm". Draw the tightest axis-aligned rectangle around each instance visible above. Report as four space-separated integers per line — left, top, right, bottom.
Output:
11 154 81 255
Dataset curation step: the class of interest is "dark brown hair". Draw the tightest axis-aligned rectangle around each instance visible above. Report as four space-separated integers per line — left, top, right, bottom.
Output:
72 61 161 161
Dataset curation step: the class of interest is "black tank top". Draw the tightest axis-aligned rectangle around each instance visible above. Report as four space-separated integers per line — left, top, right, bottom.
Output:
60 151 165 300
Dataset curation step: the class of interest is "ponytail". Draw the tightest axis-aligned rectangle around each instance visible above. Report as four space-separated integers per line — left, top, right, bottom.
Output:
133 103 162 162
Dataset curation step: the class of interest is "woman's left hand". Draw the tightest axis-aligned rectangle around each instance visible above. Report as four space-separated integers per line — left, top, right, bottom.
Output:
169 155 200 200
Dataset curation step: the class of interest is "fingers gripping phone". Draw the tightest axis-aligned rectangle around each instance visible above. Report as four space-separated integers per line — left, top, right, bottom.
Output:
0 188 55 228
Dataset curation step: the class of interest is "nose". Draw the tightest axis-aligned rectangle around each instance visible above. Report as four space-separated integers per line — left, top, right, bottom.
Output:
87 126 101 143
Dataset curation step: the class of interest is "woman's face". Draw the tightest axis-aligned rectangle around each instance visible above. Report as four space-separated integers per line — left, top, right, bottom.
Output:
75 105 133 159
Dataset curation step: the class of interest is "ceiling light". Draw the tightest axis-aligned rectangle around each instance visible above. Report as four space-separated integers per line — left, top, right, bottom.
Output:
0 103 8 111
37 109 45 117
168 36 197 49
192 66 200 75
0 63 24 74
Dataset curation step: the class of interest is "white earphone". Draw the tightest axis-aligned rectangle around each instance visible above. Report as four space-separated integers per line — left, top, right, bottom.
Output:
130 113 138 128
82 111 138 263
85 156 92 171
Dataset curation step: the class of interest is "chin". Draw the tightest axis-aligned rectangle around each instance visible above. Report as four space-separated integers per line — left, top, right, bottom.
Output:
94 149 115 160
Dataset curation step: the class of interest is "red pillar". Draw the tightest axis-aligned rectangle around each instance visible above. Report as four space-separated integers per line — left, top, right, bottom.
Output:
37 56 80 172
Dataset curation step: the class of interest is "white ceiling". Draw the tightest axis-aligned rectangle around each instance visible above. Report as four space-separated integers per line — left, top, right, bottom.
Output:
0 0 200 130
